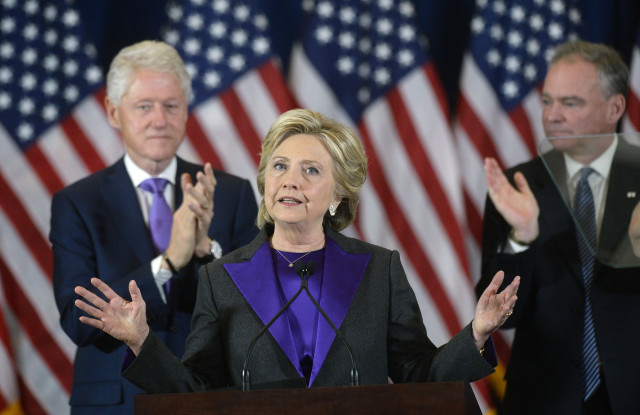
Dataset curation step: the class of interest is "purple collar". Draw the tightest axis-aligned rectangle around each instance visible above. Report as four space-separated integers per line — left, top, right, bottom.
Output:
224 236 371 386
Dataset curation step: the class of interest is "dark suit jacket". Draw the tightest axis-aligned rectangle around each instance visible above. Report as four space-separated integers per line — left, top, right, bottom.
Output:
476 142 640 415
123 225 495 393
50 156 258 415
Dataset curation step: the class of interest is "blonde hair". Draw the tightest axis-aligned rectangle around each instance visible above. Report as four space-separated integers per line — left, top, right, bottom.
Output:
256 109 368 231
106 40 192 105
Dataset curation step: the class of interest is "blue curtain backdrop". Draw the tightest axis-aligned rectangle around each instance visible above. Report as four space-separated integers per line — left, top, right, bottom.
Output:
76 0 640 114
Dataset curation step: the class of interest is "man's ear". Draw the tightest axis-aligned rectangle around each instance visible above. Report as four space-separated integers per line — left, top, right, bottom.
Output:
607 93 626 124
104 96 121 130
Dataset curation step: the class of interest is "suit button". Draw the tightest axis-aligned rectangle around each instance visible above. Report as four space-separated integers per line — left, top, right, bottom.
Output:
170 325 179 333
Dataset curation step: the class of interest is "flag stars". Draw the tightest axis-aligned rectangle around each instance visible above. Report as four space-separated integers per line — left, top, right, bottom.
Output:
359 38 372 54
548 22 563 40
501 80 519 98
234 5 250 21
527 39 541 55
207 46 224 63
550 0 565 14
42 79 59 95
339 32 356 49
0 42 14 59
493 0 506 15
23 24 38 40
379 0 393 11
472 16 485 34
376 18 393 36
510 6 525 22
229 54 246 71
85 66 102 83
359 13 372 30
1 17 16 34
167 5 183 22
64 86 79 102
317 1 334 18
42 104 58 121
62 10 79 27
398 49 415 67
0 67 12 83
20 73 37 90
505 55 521 72
209 22 226 38
0 91 11 109
231 29 248 47
337 56 354 74
186 63 198 79
399 24 415 42
375 43 392 60
507 30 523 48
187 14 204 30
17 123 34 141
524 64 537 81
23 0 38 15
204 71 221 88
569 8 581 24
315 25 333 44
164 30 179 46
358 88 371 104
487 49 501 66
22 48 38 65
358 63 371 78
184 38 201 55
374 67 390 85
252 37 270 55
44 29 58 45
530 14 544 31
62 35 80 52
63 60 79 77
19 97 35 115
340 7 356 24
212 0 229 14
254 14 268 30
490 24 504 41
399 1 415 17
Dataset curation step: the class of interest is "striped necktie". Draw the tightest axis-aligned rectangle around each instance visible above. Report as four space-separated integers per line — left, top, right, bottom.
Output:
574 167 601 401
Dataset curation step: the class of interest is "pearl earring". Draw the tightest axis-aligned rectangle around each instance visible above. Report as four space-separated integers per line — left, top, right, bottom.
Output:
329 204 336 216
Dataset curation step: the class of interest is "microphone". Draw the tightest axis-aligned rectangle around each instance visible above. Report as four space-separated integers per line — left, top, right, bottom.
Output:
241 266 307 391
295 260 360 387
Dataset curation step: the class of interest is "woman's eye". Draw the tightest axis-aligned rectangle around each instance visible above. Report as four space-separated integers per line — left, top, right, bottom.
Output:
306 166 319 175
273 162 286 171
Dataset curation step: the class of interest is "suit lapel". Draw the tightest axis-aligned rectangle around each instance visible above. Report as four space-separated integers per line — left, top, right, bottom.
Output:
309 236 371 386
100 159 155 263
224 242 300 375
224 230 371 386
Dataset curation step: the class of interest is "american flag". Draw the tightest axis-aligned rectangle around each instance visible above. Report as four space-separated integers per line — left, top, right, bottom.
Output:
0 0 296 413
624 29 640 132
288 0 494 409
454 0 583 406
161 0 297 197
0 0 112 413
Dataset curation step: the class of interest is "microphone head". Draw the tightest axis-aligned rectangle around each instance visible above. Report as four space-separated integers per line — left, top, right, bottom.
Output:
294 260 306 276
306 260 317 276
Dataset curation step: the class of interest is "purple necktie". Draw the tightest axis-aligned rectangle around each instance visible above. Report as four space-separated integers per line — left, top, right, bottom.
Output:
139 178 172 254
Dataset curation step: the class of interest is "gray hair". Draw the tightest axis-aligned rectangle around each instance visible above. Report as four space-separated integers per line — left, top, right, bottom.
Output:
551 40 629 98
106 40 192 105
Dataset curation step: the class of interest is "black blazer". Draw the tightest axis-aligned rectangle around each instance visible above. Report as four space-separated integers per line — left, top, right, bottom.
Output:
124 226 494 393
51 156 258 414
477 142 640 415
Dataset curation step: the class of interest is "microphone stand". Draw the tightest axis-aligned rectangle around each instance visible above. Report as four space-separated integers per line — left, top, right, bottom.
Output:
296 260 360 387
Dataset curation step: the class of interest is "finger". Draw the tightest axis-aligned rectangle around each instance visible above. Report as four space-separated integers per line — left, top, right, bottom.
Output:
75 284 108 309
129 279 143 303
74 297 103 319
90 277 121 302
78 315 104 329
181 172 193 190
513 172 532 195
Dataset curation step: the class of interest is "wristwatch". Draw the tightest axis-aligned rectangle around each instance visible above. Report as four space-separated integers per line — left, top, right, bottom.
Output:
196 239 223 264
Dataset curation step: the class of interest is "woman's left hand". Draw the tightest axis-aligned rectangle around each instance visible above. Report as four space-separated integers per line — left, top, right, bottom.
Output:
472 271 520 349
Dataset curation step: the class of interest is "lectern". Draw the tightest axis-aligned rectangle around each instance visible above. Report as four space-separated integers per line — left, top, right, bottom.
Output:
135 382 481 414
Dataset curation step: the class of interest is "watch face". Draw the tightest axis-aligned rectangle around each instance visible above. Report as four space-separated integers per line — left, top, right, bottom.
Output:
211 240 223 258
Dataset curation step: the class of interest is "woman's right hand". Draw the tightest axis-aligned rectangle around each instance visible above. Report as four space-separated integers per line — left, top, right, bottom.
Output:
75 278 150 355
